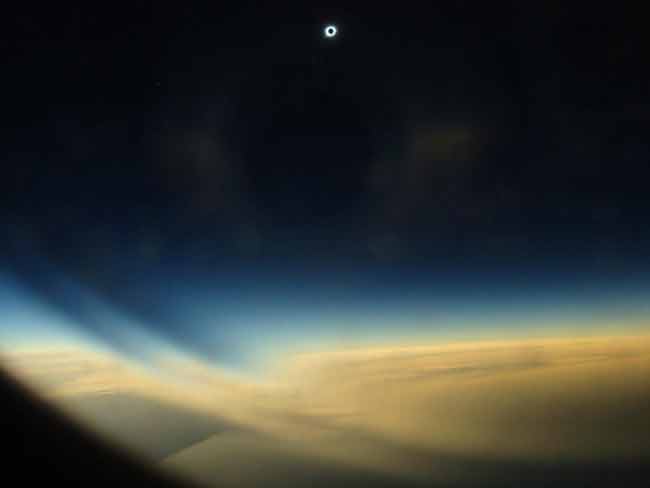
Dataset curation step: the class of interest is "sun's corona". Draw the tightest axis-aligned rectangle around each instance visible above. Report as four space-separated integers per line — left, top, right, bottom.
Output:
324 24 338 38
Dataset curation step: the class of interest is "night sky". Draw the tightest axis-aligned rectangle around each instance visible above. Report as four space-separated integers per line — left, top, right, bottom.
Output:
3 2 650 370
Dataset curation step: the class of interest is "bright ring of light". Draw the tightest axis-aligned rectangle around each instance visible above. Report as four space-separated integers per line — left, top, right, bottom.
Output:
324 25 337 38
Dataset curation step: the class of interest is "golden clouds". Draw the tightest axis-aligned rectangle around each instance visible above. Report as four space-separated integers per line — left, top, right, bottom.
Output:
3 334 650 487
278 336 650 460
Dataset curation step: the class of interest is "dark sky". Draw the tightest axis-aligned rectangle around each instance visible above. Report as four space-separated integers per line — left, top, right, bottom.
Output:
4 1 650 262
2 2 650 366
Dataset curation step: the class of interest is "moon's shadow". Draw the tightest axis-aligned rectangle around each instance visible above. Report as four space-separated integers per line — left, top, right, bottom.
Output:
225 43 399 225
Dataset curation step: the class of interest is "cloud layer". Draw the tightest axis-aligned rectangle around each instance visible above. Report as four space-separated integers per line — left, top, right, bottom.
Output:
3 333 650 487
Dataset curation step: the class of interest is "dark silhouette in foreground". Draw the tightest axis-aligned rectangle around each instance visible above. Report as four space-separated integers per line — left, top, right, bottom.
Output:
0 367 192 488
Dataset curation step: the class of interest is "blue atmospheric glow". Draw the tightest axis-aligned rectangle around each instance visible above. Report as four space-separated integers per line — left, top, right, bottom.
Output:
0 273 84 347
3 261 650 373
